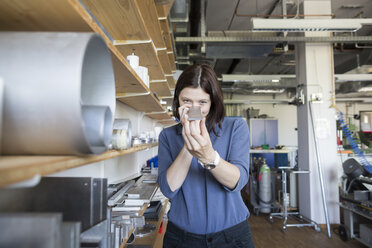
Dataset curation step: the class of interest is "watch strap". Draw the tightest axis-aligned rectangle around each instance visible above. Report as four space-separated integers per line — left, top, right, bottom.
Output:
199 151 220 170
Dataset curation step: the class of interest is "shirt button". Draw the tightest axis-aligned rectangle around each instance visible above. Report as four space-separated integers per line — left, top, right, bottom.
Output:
207 238 213 242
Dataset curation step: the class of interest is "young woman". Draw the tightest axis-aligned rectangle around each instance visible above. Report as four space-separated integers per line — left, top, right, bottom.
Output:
157 64 254 248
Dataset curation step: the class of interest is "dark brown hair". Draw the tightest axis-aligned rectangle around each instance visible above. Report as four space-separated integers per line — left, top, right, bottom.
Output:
172 64 225 134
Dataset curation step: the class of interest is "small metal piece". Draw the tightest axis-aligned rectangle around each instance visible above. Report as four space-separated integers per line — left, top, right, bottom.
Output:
188 106 203 121
108 180 136 206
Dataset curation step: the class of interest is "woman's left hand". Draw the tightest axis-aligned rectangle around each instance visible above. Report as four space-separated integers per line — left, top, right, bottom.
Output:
183 118 215 163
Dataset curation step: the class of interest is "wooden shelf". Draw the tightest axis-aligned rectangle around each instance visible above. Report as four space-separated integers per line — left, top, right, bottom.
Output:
136 0 166 49
156 0 174 19
158 49 172 75
159 19 173 52
168 52 177 72
145 112 172 120
0 0 91 31
79 0 169 82
115 41 165 81
0 0 177 119
0 143 158 188
117 93 164 113
166 74 176 88
158 119 176 126
112 54 149 94
150 80 172 97
80 0 149 41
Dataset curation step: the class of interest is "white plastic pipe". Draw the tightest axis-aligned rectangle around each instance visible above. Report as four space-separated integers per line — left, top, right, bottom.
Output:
0 32 116 155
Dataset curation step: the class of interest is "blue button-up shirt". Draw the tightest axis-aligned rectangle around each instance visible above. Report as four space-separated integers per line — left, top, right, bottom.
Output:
157 117 250 234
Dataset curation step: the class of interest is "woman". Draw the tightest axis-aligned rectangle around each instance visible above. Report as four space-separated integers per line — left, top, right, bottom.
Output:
157 64 254 248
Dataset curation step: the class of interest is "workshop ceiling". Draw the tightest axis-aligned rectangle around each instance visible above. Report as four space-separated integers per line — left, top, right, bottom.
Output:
169 0 372 97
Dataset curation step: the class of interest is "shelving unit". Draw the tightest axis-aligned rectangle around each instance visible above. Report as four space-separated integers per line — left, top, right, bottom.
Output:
119 202 150 246
146 112 173 120
126 199 169 248
0 143 158 188
117 92 166 113
0 2 174 247
0 0 177 121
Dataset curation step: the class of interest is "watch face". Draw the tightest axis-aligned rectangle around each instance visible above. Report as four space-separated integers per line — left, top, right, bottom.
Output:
205 164 216 170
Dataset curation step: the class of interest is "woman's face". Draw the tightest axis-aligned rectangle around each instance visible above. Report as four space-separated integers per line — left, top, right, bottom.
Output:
178 86 211 118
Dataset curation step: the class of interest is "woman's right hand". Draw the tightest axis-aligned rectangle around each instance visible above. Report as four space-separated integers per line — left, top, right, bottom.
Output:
178 104 191 126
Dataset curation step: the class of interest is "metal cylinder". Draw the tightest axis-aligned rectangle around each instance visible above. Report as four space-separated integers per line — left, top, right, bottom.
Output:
0 32 116 155
289 172 298 208
111 119 132 150
82 105 112 148
259 162 272 213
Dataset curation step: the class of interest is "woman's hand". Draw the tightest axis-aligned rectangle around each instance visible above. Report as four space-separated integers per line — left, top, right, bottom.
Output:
178 104 191 126
182 117 215 163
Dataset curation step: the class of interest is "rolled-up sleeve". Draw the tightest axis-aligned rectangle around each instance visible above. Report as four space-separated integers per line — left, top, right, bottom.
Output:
224 118 250 192
157 130 179 199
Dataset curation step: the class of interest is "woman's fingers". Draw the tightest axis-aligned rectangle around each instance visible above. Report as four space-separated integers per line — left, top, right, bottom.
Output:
182 117 194 150
200 118 210 139
178 105 191 125
184 120 201 150
189 120 205 145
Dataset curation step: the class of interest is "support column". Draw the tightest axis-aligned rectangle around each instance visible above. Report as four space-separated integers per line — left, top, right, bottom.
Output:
296 0 340 224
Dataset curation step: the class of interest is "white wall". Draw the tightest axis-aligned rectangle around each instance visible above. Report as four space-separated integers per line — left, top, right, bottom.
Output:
51 100 162 184
229 94 298 147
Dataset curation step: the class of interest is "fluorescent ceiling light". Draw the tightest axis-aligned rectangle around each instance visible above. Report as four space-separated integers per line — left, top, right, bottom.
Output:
251 18 372 32
334 74 372 82
358 86 372 92
253 88 285 94
222 74 372 83
222 74 295 82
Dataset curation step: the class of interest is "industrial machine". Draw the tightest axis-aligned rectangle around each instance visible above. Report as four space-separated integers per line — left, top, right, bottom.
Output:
339 158 372 247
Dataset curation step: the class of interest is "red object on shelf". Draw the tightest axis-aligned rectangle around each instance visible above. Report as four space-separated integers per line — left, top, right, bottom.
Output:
158 221 163 234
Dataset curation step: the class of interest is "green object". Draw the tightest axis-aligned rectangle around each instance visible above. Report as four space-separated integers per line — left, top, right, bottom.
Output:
259 160 271 173
262 144 269 150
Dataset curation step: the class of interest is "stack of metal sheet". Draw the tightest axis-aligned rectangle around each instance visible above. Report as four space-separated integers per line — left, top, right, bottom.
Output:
0 177 108 231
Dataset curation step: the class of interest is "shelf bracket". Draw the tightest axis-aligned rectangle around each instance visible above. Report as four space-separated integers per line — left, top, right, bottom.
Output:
113 40 152 45
146 111 167 114
150 79 167 83
116 92 150 98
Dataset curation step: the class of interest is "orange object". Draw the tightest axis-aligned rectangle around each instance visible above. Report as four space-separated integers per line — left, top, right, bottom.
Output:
338 150 353 154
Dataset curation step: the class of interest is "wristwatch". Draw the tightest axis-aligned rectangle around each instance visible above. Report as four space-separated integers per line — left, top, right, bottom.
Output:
198 151 220 170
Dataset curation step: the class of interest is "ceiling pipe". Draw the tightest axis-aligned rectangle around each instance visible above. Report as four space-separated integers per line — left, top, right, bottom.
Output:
176 36 372 43
235 13 335 18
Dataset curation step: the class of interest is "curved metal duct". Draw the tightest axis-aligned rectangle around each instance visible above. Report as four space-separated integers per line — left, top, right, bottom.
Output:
0 32 116 155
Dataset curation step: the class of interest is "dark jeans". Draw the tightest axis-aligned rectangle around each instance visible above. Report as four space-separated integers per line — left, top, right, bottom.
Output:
163 219 255 248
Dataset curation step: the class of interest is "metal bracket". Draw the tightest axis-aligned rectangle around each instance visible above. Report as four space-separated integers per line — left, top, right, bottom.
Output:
113 40 152 45
116 92 150 98
150 79 167 83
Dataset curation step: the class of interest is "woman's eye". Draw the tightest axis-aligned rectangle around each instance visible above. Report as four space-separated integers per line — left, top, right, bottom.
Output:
183 99 190 103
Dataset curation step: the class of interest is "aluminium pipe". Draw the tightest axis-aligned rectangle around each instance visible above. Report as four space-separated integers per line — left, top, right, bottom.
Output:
309 101 331 238
0 32 116 155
